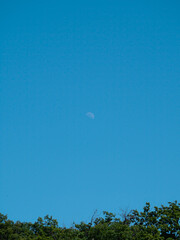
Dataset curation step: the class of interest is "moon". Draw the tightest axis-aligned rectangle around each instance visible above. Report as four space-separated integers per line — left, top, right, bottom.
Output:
86 112 95 119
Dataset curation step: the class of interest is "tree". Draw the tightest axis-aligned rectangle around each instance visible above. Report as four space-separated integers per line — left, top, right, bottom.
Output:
0 201 179 239
130 201 180 239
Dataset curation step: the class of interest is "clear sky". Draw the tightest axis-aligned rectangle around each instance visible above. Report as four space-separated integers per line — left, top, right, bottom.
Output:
0 0 179 226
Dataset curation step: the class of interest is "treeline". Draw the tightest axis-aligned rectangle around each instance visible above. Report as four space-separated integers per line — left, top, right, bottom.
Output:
0 201 179 240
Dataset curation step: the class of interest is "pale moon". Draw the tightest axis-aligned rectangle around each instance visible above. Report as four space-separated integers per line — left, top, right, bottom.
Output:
86 112 95 119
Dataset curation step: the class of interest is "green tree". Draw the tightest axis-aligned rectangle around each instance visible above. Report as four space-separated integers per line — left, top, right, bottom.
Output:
130 201 180 239
0 201 179 239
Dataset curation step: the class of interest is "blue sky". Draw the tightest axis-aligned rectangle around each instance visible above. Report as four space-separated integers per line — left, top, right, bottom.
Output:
0 0 179 225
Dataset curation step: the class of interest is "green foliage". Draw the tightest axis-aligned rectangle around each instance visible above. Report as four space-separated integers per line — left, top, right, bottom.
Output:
0 201 179 240
130 201 180 239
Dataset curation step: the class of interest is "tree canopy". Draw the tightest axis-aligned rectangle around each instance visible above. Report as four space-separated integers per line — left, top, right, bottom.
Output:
0 201 179 240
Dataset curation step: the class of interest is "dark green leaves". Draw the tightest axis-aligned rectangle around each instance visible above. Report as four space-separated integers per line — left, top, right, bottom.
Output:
0 201 179 239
